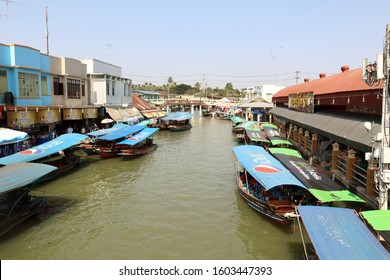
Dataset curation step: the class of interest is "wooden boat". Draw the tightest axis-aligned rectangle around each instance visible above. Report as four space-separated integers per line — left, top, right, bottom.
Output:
268 147 366 211
0 133 88 183
159 112 193 132
244 127 270 146
170 123 192 132
261 123 292 148
233 145 312 225
0 162 57 237
95 125 146 158
79 124 131 154
116 128 159 157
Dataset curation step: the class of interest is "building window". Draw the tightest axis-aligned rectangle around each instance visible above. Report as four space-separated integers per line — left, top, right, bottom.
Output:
81 80 85 96
0 70 7 94
53 77 63 95
18 72 39 98
67 78 81 99
41 75 48 96
106 81 109 96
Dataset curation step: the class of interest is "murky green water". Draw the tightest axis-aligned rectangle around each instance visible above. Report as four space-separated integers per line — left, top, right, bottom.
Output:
0 115 304 260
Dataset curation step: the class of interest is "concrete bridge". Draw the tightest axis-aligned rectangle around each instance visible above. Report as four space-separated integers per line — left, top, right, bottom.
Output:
150 97 239 110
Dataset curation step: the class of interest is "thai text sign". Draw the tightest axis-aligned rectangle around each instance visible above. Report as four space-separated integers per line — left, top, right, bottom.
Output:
288 92 314 113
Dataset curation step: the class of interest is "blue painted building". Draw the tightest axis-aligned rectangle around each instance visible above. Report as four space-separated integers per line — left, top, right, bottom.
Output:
0 43 51 107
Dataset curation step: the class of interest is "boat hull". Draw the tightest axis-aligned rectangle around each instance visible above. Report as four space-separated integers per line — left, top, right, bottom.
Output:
0 197 51 238
117 144 158 157
170 124 192 132
37 156 81 183
236 177 293 225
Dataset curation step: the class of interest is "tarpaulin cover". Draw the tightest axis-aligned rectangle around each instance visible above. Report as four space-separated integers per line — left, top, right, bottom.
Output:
233 145 307 191
297 206 390 260
0 133 88 165
0 128 29 145
0 162 57 194
117 128 159 146
95 125 146 141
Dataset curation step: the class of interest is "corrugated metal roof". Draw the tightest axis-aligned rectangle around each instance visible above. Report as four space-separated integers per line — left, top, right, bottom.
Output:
273 67 382 99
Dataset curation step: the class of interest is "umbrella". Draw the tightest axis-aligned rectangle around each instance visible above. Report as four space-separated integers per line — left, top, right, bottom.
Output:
101 118 114 124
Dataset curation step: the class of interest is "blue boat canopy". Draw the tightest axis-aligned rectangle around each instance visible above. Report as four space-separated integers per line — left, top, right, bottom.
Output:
0 162 57 194
297 206 390 260
161 112 193 121
117 128 159 146
87 123 129 137
0 128 29 145
95 125 146 141
0 133 88 165
233 145 307 191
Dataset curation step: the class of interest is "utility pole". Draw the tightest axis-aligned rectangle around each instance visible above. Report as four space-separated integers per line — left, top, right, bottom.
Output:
46 6 49 55
377 24 390 210
295 70 300 84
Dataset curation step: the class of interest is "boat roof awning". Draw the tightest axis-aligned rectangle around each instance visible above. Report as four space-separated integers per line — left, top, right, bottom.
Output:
161 112 193 121
245 128 270 143
0 128 29 145
117 128 159 146
297 206 390 260
233 145 307 190
235 121 259 130
270 107 380 152
96 125 146 141
0 133 88 165
0 162 57 194
270 149 365 203
230 116 245 124
87 124 129 137
360 210 390 245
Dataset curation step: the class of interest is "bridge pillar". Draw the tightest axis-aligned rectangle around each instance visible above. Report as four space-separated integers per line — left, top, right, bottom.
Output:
191 105 194 114
199 105 202 117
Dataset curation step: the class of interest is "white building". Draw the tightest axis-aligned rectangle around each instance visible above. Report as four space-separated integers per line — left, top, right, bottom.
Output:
81 59 132 106
243 85 286 103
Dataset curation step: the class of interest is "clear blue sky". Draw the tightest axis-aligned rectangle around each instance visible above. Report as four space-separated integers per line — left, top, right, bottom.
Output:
1 0 389 88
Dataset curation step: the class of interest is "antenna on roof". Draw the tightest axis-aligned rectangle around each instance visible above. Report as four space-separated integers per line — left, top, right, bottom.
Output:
45 6 49 55
1 0 21 42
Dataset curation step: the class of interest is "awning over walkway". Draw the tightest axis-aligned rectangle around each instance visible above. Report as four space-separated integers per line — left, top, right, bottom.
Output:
270 107 381 152
105 107 143 122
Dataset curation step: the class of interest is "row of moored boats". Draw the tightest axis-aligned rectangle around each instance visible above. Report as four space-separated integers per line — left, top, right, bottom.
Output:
228 116 390 260
0 112 193 238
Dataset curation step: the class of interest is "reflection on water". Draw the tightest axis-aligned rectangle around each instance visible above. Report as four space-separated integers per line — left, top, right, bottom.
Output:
0 114 304 260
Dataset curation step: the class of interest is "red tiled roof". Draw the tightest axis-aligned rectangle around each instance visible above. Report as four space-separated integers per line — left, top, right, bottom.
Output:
273 66 382 99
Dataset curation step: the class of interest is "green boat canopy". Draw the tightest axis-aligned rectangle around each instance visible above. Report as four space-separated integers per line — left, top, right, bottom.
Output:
261 123 278 129
230 116 245 125
268 147 302 158
361 210 390 231
270 139 292 146
235 121 259 130
309 189 366 203
360 210 390 244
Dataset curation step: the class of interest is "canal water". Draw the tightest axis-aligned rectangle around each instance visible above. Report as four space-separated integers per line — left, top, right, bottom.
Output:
0 114 305 260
